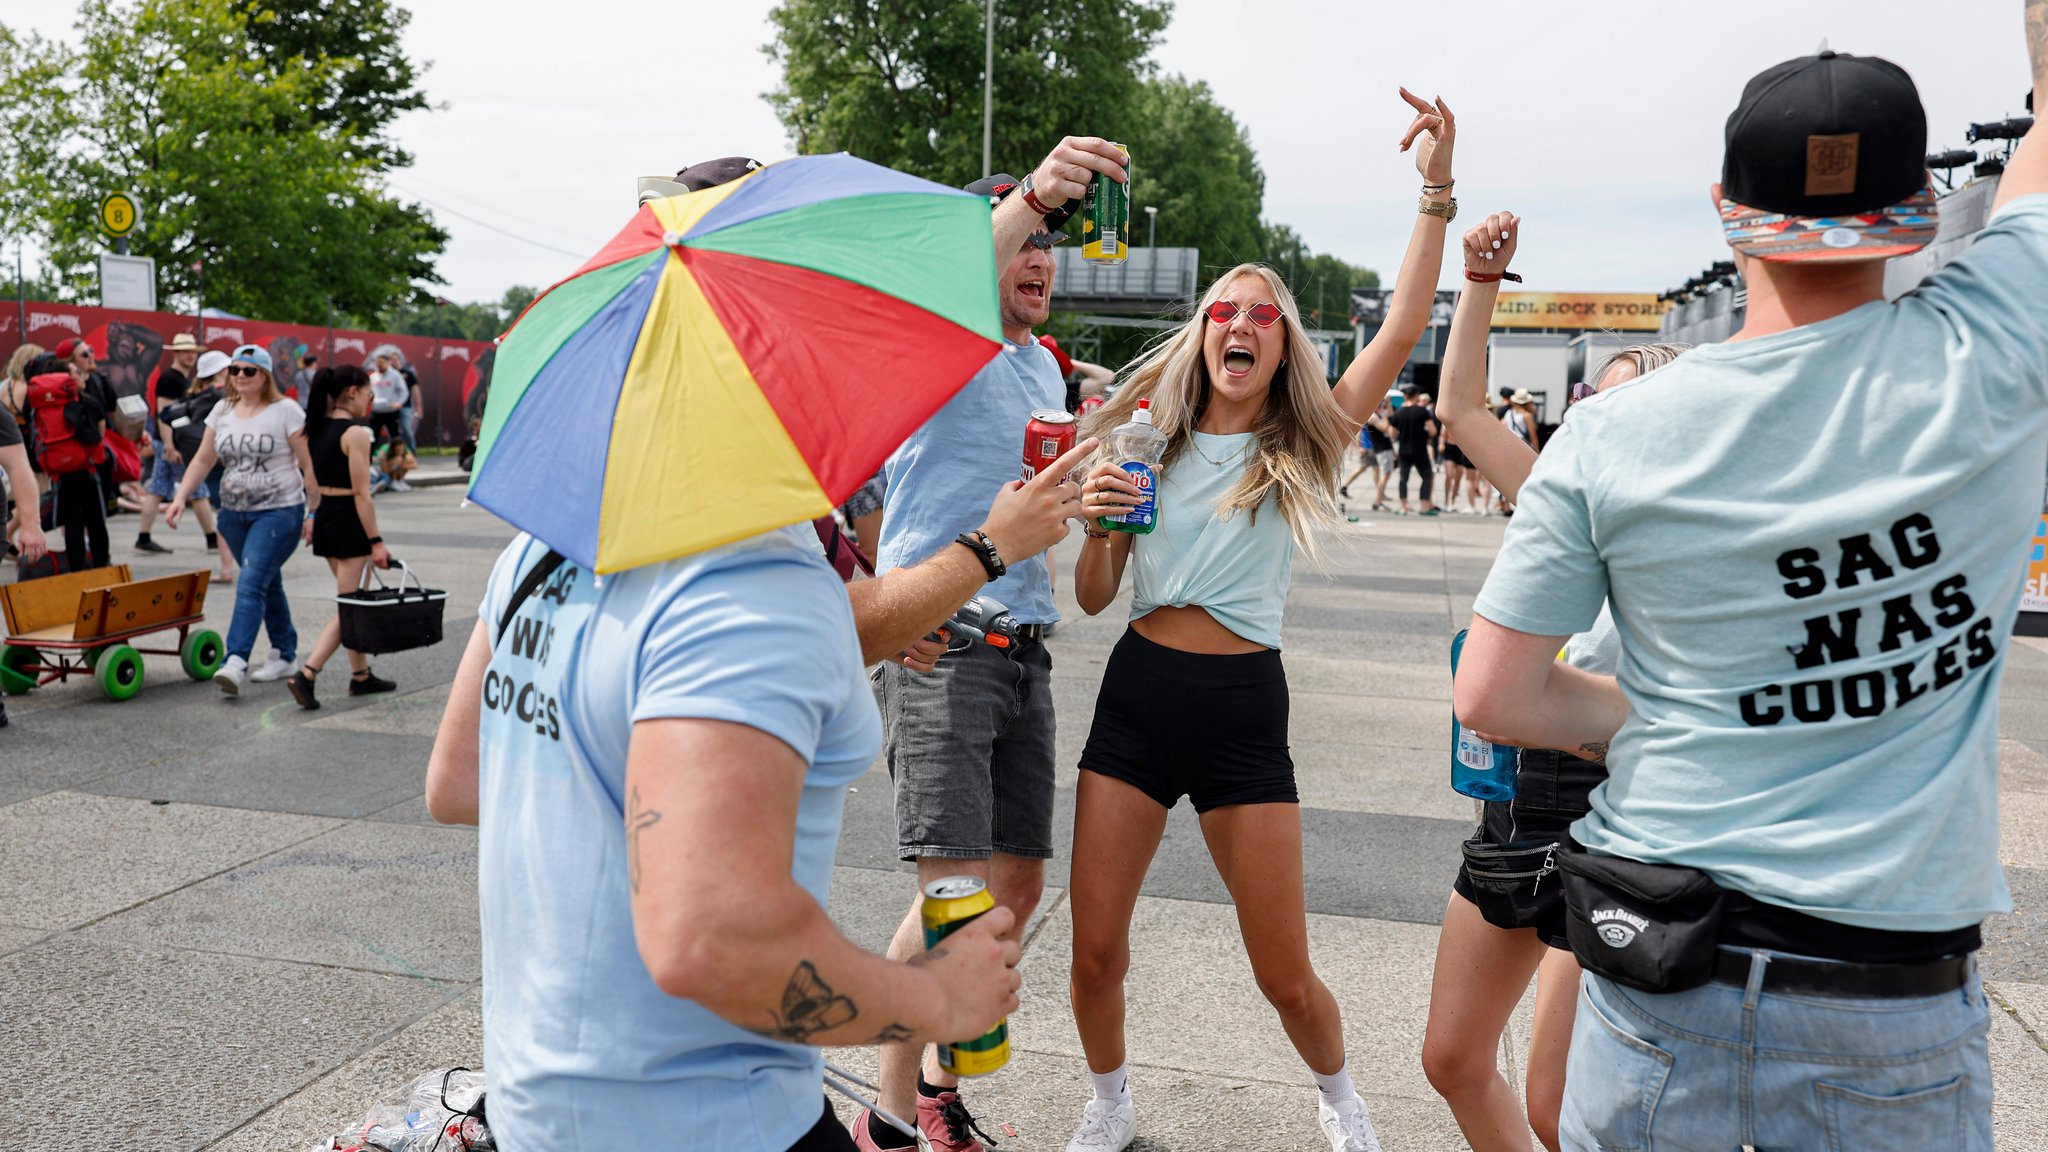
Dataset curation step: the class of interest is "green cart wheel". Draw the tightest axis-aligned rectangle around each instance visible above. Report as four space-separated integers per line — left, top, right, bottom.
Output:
0 645 39 696
181 630 226 681
83 646 103 671
96 644 145 702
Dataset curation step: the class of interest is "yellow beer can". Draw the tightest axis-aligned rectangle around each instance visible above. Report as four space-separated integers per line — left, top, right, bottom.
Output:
921 876 1010 1077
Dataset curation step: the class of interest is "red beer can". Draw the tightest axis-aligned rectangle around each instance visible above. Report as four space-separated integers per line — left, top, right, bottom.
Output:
1022 409 1076 483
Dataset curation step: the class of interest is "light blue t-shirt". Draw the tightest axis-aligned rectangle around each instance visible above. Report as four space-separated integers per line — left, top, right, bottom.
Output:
1473 195 2048 932
474 528 880 1150
878 337 1065 624
1131 433 1293 649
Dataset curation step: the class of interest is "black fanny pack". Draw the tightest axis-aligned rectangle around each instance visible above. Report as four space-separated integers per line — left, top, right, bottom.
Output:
1558 839 1726 993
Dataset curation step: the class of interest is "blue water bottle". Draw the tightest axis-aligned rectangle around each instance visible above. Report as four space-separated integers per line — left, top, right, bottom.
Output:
1449 629 1518 801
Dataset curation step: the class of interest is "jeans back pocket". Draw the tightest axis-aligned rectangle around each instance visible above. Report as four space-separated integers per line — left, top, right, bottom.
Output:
1818 1076 1968 1152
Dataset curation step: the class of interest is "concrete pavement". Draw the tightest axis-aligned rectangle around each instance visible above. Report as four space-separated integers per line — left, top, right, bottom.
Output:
2 485 2045 1150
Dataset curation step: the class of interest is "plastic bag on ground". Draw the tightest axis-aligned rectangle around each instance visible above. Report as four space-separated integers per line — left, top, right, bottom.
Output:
311 1067 493 1152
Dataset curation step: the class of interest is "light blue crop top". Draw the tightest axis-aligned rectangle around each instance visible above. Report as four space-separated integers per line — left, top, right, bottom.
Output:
1130 432 1294 649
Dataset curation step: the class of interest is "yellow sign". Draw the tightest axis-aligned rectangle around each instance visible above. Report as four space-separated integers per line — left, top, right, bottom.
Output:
1491 292 1669 332
99 192 140 238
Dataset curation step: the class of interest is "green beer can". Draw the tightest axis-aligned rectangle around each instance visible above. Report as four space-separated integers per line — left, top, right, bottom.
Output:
1081 143 1131 265
921 876 1010 1077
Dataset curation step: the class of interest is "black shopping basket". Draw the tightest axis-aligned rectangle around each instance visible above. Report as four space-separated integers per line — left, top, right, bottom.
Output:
336 561 448 655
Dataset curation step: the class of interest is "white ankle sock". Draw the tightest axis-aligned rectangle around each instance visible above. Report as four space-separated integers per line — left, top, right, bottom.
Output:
1090 1064 1130 1102
1312 1061 1356 1105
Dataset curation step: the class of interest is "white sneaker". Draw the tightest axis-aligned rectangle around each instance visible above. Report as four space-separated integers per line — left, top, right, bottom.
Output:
250 650 293 683
214 655 248 696
1318 1094 1383 1152
389 478 413 492
1065 1095 1136 1152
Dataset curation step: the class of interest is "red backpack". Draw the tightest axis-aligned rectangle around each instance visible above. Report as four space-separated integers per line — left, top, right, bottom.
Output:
24 371 108 477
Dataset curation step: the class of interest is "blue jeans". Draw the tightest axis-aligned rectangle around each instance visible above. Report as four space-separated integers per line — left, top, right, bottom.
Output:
216 504 302 662
1561 951 1992 1151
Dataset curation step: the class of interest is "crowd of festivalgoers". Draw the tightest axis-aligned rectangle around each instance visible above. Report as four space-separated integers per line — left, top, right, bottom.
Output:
422 13 2048 1151
6 13 2043 1152
1 338 424 705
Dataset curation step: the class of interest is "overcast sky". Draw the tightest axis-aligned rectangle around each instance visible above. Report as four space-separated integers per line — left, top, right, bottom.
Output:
14 0 2036 305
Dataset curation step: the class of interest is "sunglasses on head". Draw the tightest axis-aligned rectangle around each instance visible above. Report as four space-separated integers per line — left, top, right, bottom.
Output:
1021 230 1065 251
1203 300 1284 328
228 365 264 377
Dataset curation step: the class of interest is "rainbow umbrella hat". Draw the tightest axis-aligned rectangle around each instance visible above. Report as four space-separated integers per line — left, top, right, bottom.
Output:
468 153 1001 573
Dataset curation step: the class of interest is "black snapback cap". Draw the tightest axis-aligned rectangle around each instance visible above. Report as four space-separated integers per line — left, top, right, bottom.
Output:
1719 50 1938 262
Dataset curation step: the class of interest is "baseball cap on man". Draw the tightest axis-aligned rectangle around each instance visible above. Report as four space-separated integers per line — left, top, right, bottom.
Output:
55 338 94 360
230 344 273 373
1719 50 1938 263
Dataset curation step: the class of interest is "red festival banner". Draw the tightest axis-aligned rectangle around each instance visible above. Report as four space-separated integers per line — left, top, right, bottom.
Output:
1 300 495 448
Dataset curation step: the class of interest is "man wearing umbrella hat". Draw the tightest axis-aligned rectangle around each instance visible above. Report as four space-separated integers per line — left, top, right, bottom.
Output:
429 142 1121 1151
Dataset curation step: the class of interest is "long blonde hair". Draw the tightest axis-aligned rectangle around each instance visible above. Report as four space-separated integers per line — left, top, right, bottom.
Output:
6 343 45 384
3 343 43 419
1082 264 1352 561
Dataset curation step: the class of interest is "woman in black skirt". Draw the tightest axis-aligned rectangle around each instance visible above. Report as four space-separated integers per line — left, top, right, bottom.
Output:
287 365 395 709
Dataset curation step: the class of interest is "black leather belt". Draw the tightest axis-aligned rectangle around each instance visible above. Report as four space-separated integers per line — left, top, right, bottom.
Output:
1711 949 1971 998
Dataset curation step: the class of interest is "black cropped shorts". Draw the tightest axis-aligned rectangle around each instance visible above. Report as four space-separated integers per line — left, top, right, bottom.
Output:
1078 627 1297 812
1452 747 1608 949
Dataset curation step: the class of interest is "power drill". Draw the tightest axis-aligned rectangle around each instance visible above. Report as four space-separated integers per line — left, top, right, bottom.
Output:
937 596 1025 650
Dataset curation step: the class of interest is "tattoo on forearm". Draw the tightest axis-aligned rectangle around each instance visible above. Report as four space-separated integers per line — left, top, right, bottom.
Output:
867 1022 916 1043
627 786 662 894
1577 741 1610 764
761 960 860 1042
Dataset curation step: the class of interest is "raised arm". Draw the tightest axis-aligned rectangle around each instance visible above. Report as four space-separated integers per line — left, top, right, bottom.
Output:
1332 89 1458 422
1994 0 2046 209
1440 213 1539 502
993 137 1129 266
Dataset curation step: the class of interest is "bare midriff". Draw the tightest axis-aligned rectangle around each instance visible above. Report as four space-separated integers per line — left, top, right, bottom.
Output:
1130 604 1266 655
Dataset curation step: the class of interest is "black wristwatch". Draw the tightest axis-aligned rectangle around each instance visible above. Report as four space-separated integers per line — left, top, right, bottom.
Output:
955 531 1007 580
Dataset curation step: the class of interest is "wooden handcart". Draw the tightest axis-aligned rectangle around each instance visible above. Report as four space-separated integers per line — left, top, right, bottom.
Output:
0 565 226 701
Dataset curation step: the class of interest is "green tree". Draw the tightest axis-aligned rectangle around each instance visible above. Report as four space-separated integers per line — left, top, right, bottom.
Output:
234 0 432 168
383 284 538 342
1261 222 1378 334
764 0 1170 188
0 0 445 323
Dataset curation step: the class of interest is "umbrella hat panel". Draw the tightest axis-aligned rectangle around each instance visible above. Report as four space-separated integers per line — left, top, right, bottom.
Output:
469 255 667 568
679 152 967 239
597 253 824 573
682 193 999 343
680 246 1001 502
571 171 756 283
473 250 662 478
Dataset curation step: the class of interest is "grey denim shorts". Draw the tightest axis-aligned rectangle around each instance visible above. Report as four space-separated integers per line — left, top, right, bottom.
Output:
875 636 1057 861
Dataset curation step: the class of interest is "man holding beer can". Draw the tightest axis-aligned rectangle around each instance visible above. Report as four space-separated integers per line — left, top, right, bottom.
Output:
862 135 1131 1152
423 153 1099 1152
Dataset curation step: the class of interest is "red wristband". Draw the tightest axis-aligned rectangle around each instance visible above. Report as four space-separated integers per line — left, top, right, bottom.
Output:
1464 270 1523 284
1021 187 1054 217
